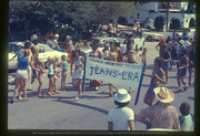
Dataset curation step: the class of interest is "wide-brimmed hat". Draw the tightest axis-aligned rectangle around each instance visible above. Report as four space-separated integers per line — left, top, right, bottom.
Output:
30 34 38 42
17 42 23 47
114 89 131 103
154 87 175 103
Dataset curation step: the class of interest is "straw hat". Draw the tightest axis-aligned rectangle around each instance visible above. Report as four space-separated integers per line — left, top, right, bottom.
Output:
114 89 131 103
154 87 175 103
17 42 24 47
30 34 38 42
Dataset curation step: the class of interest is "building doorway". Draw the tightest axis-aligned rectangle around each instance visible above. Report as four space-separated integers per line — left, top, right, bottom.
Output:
169 18 180 30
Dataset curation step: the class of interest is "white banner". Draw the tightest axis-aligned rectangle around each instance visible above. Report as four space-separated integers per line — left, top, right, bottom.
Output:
85 57 144 89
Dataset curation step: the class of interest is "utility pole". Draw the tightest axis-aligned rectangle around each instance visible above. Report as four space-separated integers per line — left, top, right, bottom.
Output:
166 2 170 31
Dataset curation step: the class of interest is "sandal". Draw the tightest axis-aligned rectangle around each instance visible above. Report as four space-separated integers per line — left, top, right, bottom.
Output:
47 92 52 96
108 93 113 97
18 96 23 101
54 90 60 94
38 93 43 98
50 91 55 95
23 97 28 102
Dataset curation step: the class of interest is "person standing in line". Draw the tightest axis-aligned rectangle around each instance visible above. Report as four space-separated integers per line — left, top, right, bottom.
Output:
155 37 166 57
70 48 84 99
188 41 195 87
179 102 193 131
37 59 45 98
108 44 119 97
52 34 61 49
107 89 135 131
135 87 180 130
161 45 172 85
143 57 166 106
65 35 74 63
47 56 55 96
52 55 61 94
60 55 69 91
11 50 31 103
30 34 40 84
173 49 189 92
9 42 24 66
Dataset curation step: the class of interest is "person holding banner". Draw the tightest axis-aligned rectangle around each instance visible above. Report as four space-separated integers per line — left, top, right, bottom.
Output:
71 48 84 99
143 57 166 106
89 42 103 91
108 44 119 97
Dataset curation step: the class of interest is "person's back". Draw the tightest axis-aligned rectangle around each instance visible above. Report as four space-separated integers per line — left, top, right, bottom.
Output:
108 107 134 130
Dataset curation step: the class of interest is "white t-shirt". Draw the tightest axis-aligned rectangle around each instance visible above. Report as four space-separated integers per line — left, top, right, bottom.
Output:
107 107 134 130
46 39 52 46
179 40 190 50
52 39 58 49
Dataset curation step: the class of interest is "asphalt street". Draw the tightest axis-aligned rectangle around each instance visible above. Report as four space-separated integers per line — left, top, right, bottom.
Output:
8 41 195 131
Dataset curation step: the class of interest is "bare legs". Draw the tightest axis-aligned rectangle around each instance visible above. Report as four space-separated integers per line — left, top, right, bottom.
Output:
61 74 67 90
108 83 119 97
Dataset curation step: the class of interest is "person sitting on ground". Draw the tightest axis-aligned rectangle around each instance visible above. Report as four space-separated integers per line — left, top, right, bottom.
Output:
135 87 180 130
107 89 135 131
179 101 193 131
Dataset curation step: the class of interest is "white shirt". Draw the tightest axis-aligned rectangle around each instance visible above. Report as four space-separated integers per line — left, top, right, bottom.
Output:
46 39 52 47
180 40 190 50
52 39 58 49
107 107 134 130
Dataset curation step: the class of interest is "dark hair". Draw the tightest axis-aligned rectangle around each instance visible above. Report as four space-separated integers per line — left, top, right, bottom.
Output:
163 44 168 49
114 101 130 107
154 57 163 67
126 39 134 51
23 50 30 57
114 42 120 47
24 41 31 49
180 102 190 116
180 48 187 56
32 40 38 45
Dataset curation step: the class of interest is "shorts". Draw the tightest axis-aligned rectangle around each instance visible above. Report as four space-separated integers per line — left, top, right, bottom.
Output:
62 70 67 75
15 69 28 79
32 70 38 78
72 69 83 79
48 74 54 78
162 61 171 68
147 84 159 96
177 68 187 77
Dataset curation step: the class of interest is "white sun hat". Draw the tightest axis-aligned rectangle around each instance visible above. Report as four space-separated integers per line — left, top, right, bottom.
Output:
17 42 24 47
114 89 131 103
154 87 175 103
30 34 38 42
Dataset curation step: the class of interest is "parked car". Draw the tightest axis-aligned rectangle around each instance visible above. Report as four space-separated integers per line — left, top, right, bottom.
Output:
9 42 68 70
121 29 163 42
80 36 145 54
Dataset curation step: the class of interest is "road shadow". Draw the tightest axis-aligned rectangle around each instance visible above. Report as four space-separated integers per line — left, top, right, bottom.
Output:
56 98 108 115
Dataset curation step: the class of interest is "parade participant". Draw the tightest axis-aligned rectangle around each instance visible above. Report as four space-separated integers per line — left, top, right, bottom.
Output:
155 37 166 56
141 48 147 72
113 42 123 62
65 35 74 63
102 43 110 60
135 87 180 130
9 42 24 65
171 36 179 67
52 55 60 94
70 48 84 99
161 45 171 85
132 19 140 37
108 20 116 37
174 49 189 91
30 34 40 84
179 33 191 54
143 57 166 106
108 44 119 97
11 50 31 103
126 39 139 64
60 55 69 90
37 59 45 98
89 42 103 90
107 89 135 131
52 34 60 49
179 102 192 131
188 41 195 87
47 56 55 96
45 36 53 48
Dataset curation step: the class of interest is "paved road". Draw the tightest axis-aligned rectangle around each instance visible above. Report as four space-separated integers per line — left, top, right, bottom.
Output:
8 42 195 131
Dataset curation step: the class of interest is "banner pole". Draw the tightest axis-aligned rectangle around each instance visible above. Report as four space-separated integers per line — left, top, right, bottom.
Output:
82 53 87 92
134 63 146 105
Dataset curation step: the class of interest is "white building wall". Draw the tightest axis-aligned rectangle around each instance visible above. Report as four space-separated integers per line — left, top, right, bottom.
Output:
139 2 158 11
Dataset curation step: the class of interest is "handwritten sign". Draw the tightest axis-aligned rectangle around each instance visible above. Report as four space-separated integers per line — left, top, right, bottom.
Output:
85 57 144 89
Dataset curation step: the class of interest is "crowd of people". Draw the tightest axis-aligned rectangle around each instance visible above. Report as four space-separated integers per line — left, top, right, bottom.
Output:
9 23 195 131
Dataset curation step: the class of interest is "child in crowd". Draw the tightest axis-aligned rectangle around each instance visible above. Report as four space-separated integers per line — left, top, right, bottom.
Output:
47 56 55 96
53 55 60 94
143 57 166 106
37 59 45 98
60 55 69 90
179 102 192 131
161 45 171 85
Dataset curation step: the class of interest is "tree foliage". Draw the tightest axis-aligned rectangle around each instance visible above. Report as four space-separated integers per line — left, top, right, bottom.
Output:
9 1 139 41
